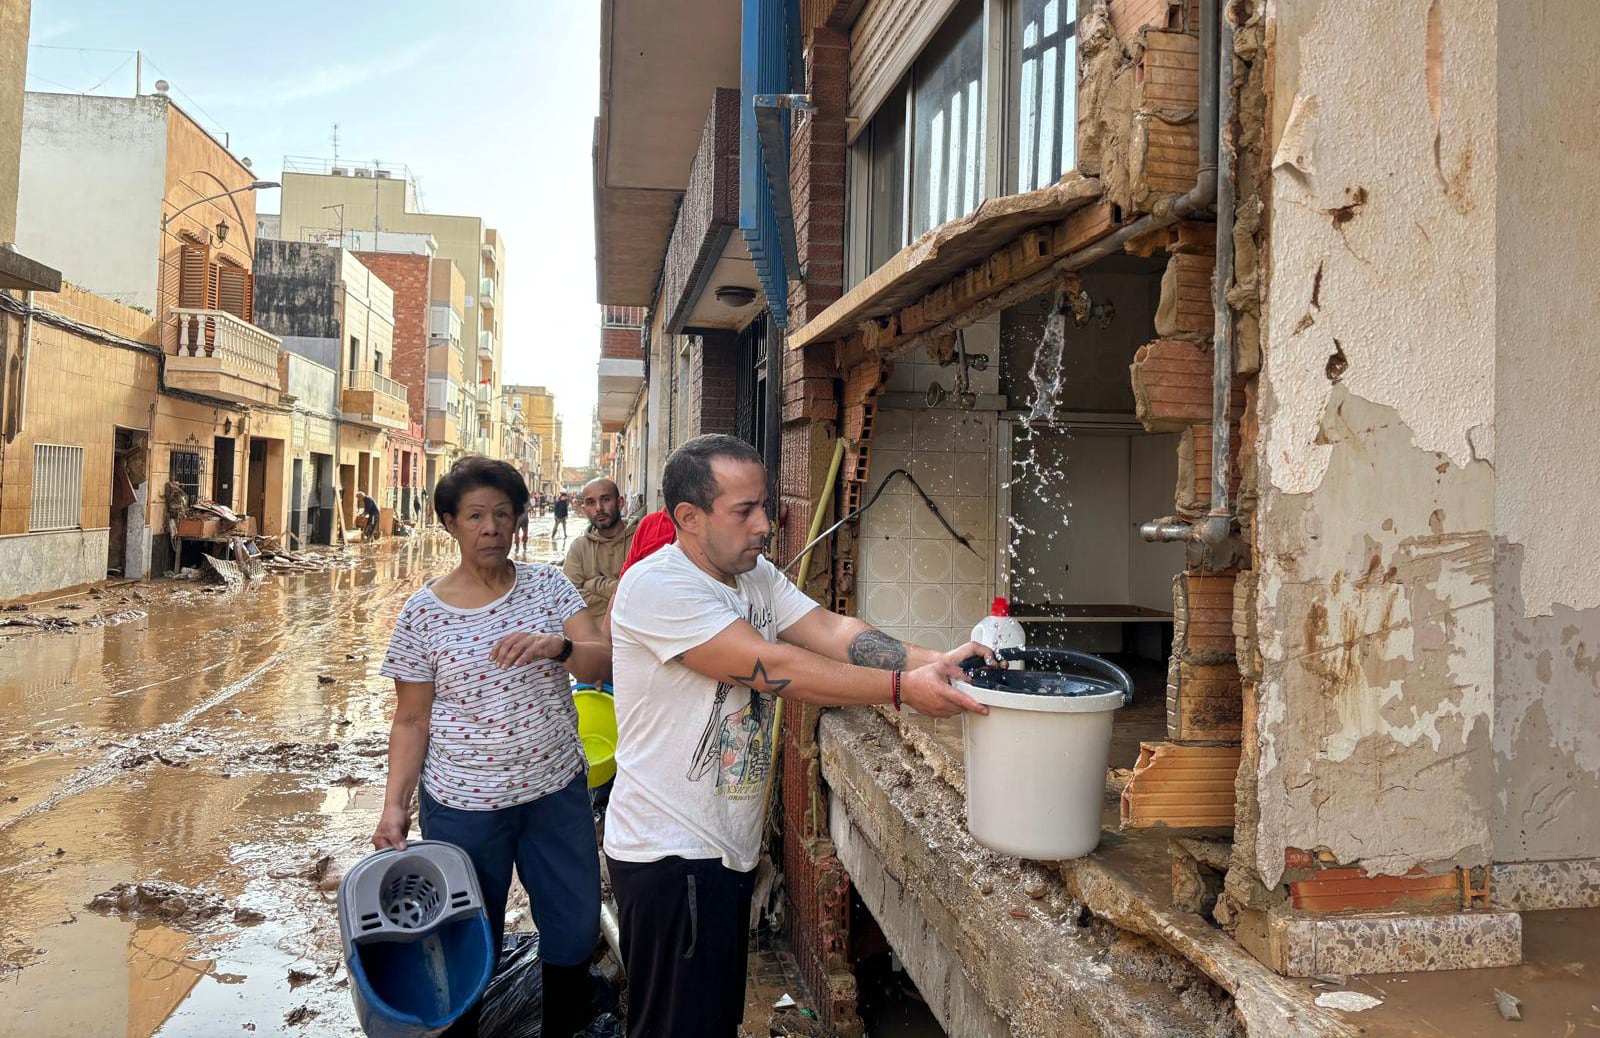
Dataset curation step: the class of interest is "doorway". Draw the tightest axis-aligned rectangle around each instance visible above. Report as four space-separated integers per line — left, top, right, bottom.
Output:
246 439 268 526
108 428 147 577
212 436 236 507
310 453 333 544
339 463 357 534
290 458 305 542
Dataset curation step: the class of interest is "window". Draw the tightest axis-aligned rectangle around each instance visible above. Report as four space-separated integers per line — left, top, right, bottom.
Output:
911 0 987 237
865 84 908 274
845 0 1084 283
1010 0 1077 192
29 444 84 532
170 449 201 505
348 335 360 373
374 350 385 375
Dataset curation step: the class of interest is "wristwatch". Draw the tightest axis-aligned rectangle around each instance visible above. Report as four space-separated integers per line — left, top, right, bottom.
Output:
553 636 574 663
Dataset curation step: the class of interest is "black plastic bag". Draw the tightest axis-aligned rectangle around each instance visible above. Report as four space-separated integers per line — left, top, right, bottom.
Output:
478 932 619 1038
575 1013 622 1038
478 932 543 1038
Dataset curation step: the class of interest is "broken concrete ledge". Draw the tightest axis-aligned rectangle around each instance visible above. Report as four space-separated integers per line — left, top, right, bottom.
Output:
819 708 1355 1037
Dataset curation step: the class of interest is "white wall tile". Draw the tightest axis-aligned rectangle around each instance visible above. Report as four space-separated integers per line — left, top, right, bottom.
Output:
910 584 952 627
862 537 910 582
911 540 952 583
861 582 909 627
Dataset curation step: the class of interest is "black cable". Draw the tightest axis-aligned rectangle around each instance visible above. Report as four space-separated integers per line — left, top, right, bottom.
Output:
784 467 979 574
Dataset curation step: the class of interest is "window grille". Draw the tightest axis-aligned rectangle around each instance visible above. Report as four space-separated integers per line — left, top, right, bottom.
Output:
170 449 202 505
30 444 84 532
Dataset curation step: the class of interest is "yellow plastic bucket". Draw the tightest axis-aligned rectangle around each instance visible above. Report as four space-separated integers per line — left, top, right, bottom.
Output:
573 689 617 789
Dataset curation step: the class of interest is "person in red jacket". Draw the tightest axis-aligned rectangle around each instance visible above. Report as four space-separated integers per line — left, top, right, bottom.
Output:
620 507 675 576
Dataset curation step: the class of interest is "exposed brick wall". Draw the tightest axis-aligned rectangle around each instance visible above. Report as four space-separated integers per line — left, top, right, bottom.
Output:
600 325 643 361
354 251 430 424
687 332 738 438
788 25 848 327
662 89 740 334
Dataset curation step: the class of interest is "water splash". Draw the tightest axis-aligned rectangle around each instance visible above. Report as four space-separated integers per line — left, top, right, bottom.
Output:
1003 288 1086 607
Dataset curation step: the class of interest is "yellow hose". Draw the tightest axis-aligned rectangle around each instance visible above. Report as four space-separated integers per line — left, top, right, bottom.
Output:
764 436 847 829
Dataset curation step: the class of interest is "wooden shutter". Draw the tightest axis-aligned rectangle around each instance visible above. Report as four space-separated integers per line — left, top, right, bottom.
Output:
178 243 211 309
216 264 252 321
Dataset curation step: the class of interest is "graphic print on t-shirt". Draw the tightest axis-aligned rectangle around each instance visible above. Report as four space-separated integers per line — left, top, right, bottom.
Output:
685 602 779 802
686 682 773 800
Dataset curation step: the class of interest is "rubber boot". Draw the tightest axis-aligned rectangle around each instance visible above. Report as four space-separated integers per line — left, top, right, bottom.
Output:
541 960 593 1038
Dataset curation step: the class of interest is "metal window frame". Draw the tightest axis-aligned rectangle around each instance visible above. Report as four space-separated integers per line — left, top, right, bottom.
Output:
29 443 85 533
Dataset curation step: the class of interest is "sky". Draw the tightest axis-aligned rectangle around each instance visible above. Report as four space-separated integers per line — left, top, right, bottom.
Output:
26 1 603 466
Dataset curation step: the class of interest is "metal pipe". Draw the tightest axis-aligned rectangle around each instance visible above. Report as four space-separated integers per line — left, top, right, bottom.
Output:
1141 520 1195 543
11 291 34 442
1201 0 1236 548
1138 0 1232 546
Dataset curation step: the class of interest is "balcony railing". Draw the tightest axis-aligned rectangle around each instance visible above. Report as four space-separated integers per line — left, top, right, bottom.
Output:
478 329 494 358
480 277 496 306
342 368 411 429
170 308 283 404
349 368 408 401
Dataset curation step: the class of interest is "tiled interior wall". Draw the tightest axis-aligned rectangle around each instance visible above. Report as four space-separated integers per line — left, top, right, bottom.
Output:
858 319 1004 651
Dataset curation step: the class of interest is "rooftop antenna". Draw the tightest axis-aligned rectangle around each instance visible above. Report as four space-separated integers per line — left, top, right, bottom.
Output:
330 123 340 166
373 157 382 232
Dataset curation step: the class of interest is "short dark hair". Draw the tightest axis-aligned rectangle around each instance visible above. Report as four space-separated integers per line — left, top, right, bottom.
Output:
662 434 764 524
433 455 529 522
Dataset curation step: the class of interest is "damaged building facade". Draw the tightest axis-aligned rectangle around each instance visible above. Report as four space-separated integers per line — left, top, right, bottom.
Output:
597 0 1599 1033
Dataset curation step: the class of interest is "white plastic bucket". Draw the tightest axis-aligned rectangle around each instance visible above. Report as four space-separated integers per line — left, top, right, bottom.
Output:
958 656 1126 860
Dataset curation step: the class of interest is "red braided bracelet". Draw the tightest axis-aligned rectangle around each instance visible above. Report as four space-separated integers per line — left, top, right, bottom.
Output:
891 670 903 711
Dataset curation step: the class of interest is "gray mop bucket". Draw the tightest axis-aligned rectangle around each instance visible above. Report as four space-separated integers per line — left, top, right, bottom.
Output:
337 840 496 1038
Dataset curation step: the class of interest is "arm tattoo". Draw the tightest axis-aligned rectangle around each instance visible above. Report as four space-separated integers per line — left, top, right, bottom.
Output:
731 658 792 694
848 629 909 670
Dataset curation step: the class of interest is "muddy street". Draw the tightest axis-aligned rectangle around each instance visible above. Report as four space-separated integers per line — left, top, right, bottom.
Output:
0 525 574 1037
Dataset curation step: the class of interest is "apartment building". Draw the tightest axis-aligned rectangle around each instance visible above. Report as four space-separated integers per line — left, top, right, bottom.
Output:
502 384 562 495
275 161 508 459
424 258 468 491
596 0 1600 1033
596 305 645 507
14 89 283 575
252 241 405 537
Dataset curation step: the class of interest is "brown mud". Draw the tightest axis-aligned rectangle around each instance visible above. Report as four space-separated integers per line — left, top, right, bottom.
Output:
0 525 568 1037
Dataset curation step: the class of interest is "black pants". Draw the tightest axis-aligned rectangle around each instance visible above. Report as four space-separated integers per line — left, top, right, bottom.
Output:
608 855 757 1038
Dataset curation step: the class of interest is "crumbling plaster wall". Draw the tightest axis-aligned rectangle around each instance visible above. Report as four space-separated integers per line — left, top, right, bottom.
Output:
1490 0 1600 865
1250 0 1499 887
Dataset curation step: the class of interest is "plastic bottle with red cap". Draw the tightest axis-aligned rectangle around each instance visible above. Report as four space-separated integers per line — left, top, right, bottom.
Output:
970 596 1025 667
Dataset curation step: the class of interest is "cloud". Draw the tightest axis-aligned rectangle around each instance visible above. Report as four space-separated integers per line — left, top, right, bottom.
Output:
204 41 433 109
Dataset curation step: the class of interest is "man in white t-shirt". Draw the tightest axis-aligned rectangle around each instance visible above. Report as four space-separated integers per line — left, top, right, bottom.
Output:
606 434 992 1038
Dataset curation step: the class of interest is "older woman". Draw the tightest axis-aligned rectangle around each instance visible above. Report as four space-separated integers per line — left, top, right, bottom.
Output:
373 456 607 1038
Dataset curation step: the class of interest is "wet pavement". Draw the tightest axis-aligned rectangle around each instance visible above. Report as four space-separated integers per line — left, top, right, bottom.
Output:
0 522 573 1037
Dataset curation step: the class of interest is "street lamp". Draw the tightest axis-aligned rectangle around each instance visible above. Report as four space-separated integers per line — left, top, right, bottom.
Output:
162 180 280 232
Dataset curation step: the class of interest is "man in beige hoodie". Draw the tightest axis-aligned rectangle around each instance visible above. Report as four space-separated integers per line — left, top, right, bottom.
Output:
563 478 637 622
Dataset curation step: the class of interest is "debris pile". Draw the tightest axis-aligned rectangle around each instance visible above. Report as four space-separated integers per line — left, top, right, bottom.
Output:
86 881 230 929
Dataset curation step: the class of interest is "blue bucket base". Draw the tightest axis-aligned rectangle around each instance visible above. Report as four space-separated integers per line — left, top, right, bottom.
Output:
348 913 495 1038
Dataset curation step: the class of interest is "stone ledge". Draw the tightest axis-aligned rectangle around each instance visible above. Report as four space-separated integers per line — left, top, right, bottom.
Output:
1491 858 1600 911
819 707 1356 1037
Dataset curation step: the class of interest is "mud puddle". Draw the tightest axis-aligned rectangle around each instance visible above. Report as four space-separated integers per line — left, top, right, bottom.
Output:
0 524 572 1037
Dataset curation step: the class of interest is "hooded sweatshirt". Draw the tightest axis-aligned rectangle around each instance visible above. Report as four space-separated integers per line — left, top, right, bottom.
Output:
562 516 637 620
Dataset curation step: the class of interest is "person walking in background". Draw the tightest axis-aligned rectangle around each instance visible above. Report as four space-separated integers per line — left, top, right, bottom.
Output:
373 456 611 1038
563 478 636 622
360 491 381 541
605 434 992 1038
515 501 531 555
551 492 570 543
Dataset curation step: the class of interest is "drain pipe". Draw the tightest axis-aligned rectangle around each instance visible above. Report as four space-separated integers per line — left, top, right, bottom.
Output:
1142 0 1234 546
9 291 35 442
